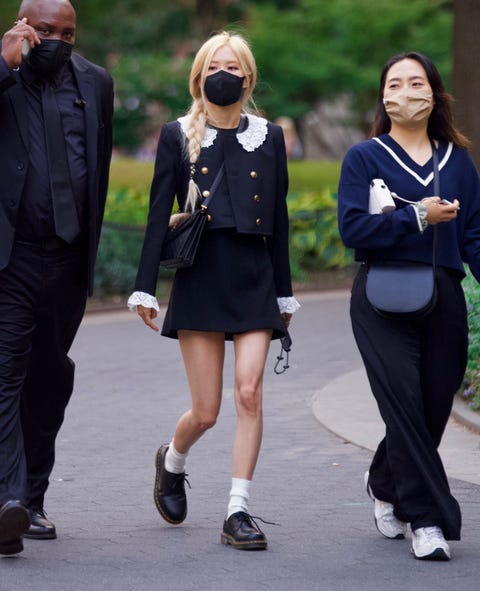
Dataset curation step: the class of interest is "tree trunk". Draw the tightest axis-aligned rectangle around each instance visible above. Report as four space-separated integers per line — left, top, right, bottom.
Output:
452 0 480 167
195 0 220 36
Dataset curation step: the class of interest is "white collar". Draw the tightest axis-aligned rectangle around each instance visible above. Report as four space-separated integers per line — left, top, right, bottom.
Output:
373 136 453 187
178 114 269 152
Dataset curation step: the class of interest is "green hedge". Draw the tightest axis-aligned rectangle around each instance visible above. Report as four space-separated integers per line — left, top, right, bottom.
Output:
460 269 480 411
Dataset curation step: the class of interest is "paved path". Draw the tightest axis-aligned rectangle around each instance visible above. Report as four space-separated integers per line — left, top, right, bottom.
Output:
2 292 480 591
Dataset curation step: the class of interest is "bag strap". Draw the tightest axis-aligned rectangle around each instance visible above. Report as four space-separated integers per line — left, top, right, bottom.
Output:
431 139 439 269
199 162 225 210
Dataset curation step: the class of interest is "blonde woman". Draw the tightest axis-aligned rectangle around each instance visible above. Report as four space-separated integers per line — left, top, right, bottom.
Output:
128 32 299 550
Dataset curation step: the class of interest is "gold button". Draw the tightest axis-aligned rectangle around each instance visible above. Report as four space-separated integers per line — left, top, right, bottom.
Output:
250 171 258 179
254 194 260 202
255 218 261 226
207 214 212 222
201 167 209 174
202 190 210 198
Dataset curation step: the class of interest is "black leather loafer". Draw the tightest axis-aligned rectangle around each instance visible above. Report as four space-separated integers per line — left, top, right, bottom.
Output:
24 509 57 540
0 500 30 555
221 511 267 550
154 444 188 524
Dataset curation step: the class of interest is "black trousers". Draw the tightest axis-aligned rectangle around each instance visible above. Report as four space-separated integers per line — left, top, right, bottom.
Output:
0 241 87 508
351 264 468 540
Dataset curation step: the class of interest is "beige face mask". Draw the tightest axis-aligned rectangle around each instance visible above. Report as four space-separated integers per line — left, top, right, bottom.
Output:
383 89 434 128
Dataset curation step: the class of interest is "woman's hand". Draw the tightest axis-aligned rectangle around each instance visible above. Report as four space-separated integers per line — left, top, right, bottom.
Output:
137 304 159 332
422 197 460 225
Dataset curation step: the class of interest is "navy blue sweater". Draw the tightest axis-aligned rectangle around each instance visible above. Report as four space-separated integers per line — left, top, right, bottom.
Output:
338 134 480 281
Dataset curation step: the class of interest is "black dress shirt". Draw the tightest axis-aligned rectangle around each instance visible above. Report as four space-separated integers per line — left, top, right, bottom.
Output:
16 62 87 241
207 126 237 230
203 117 251 230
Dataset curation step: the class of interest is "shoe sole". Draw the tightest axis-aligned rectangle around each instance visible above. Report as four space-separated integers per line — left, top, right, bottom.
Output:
220 532 267 551
0 504 30 544
23 530 57 540
154 446 186 525
411 547 450 561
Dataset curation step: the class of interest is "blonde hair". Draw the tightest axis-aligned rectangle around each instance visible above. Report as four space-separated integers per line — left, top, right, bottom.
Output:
184 31 258 212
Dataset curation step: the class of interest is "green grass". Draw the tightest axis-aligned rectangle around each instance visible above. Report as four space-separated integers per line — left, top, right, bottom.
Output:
109 158 154 196
108 158 341 196
288 160 341 194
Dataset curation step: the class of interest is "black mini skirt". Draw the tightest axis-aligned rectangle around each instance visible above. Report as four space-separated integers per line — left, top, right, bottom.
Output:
162 229 286 340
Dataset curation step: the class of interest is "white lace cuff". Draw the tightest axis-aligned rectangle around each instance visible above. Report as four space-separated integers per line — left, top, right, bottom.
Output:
277 296 301 314
127 291 160 312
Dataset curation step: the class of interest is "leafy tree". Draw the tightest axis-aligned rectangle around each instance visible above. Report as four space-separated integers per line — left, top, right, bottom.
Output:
110 52 191 149
103 0 452 149
75 1 193 64
75 1 251 64
0 1 21 28
0 0 454 150
452 0 480 167
249 0 452 129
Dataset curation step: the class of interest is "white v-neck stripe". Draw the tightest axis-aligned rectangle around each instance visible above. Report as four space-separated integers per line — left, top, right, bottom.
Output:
373 137 453 187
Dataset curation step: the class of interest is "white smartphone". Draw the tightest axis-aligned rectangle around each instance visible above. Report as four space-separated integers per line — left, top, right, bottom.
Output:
21 38 31 60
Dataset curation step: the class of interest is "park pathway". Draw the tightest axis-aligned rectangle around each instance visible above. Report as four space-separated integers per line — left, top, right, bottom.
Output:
1 292 479 591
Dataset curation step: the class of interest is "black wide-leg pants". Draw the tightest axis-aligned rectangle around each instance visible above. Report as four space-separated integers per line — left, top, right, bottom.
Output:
0 241 87 508
350 264 468 540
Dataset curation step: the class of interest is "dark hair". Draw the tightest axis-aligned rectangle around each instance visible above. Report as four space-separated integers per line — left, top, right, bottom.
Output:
370 51 470 149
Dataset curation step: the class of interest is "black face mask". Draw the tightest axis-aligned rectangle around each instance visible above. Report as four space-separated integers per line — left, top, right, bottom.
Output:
26 39 73 79
204 70 245 106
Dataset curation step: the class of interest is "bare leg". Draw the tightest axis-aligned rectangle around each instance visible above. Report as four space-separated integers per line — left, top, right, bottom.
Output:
232 330 272 479
173 331 225 453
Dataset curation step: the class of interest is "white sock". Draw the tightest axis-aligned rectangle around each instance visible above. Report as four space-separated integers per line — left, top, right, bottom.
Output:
227 478 251 518
164 440 188 474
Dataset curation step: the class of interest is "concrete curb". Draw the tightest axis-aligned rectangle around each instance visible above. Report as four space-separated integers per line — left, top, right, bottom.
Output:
452 396 480 435
312 368 480 485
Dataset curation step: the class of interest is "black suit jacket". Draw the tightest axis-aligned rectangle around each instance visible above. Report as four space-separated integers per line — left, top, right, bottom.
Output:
134 115 293 298
0 51 113 295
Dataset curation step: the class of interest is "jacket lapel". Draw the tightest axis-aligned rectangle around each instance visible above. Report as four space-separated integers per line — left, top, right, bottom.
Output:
70 54 98 195
9 70 30 151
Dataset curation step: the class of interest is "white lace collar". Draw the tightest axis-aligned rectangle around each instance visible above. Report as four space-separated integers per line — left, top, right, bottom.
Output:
177 114 269 152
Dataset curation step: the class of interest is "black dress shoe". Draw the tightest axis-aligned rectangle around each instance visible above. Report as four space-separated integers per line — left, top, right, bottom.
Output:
154 444 188 524
221 511 267 550
0 537 24 555
0 500 30 555
24 509 57 540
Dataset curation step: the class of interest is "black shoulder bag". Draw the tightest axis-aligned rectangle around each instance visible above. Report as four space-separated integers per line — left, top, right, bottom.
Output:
365 142 439 318
159 163 225 269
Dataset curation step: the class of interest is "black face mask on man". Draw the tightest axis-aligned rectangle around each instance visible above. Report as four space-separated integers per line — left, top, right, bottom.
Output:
26 39 73 79
204 70 245 106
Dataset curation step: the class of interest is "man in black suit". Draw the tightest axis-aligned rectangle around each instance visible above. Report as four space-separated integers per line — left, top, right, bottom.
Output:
0 0 113 555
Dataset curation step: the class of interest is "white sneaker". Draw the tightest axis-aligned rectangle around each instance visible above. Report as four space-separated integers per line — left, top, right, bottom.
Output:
364 471 407 540
411 526 451 561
